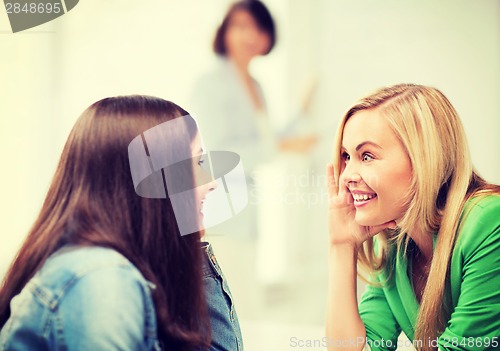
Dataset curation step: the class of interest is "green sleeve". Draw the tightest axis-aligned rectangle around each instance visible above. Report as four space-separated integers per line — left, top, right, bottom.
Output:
438 196 500 351
359 282 401 351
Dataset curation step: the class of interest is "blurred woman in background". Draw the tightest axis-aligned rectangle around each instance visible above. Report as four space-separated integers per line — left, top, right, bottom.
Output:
191 0 277 174
190 0 316 240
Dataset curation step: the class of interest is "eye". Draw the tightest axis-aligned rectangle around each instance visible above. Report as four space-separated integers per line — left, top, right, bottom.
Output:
196 152 207 166
341 151 350 162
362 153 374 162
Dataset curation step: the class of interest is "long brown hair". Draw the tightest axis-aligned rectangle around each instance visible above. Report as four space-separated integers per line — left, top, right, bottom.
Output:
332 84 500 350
0 96 210 350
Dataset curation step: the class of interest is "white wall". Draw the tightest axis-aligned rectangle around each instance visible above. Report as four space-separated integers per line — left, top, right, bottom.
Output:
0 20 57 276
312 0 500 182
0 0 232 277
1 1 498 346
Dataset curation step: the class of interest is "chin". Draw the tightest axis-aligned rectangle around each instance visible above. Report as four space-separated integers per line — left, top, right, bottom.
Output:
355 214 385 228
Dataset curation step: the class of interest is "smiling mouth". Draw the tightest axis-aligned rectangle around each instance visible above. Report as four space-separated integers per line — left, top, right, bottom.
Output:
352 193 376 201
352 193 377 206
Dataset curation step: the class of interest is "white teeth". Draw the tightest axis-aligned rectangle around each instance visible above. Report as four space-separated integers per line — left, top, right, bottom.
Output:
352 193 376 202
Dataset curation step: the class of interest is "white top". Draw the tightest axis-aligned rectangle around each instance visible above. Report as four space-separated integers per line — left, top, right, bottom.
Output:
189 57 278 176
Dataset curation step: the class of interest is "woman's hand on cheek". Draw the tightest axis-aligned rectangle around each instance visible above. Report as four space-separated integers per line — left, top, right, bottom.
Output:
327 163 396 249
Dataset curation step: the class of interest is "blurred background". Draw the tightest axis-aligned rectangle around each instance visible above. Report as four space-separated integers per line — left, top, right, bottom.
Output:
1 0 499 350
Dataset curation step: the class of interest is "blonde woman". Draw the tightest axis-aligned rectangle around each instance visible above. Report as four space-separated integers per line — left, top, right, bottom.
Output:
326 84 500 351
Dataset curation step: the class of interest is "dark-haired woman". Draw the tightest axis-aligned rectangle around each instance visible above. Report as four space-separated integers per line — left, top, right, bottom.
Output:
0 96 243 350
191 0 278 176
190 0 315 240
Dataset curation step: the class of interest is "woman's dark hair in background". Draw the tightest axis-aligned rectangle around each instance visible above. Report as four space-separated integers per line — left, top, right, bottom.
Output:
0 96 210 350
213 0 276 55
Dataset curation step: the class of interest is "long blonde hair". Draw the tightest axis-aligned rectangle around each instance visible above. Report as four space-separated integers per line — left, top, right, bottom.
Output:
332 84 499 350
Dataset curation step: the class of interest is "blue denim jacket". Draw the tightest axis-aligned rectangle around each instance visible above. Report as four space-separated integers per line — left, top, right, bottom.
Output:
0 243 243 351
0 246 161 350
201 242 243 351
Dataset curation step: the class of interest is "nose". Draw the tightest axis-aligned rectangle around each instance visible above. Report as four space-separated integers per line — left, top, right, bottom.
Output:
341 161 362 187
208 178 218 192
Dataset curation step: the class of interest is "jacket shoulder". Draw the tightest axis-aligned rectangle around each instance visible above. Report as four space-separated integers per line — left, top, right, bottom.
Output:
31 246 152 308
456 195 500 255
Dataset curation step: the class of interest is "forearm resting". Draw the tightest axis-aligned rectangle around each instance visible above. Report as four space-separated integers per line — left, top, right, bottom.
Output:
326 244 367 351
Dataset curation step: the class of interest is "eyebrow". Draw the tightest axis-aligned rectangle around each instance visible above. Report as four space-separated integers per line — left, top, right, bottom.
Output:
341 141 383 152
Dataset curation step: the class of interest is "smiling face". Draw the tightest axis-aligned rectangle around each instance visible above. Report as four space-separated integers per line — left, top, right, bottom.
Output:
190 132 217 221
340 108 413 226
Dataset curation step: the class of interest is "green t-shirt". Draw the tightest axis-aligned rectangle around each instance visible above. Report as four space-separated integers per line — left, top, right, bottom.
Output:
359 195 500 351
